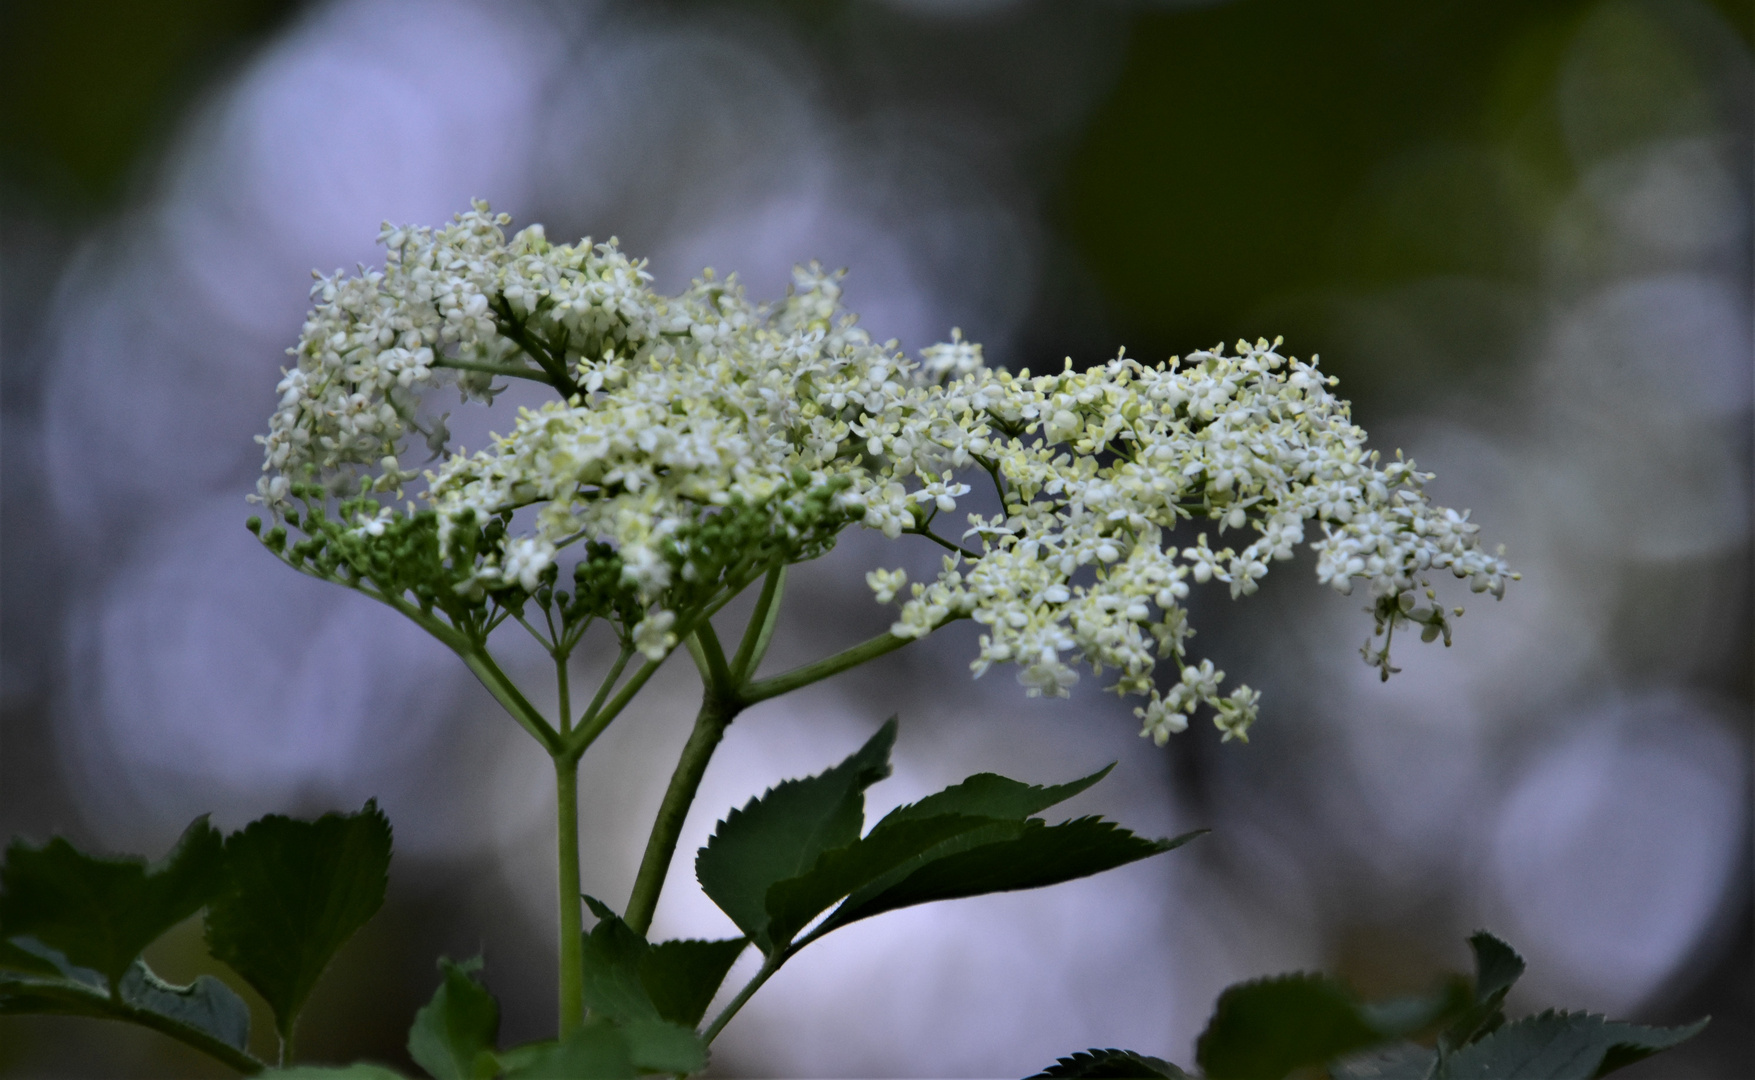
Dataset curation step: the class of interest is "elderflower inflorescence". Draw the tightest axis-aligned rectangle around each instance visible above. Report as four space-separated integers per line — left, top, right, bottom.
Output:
254 203 1515 744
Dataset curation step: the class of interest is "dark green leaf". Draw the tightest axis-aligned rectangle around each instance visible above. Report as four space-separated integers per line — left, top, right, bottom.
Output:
617 1015 708 1074
1 936 105 987
0 936 68 978
695 719 895 952
1593 1016 1710 1076
579 902 659 1023
1440 931 1526 1053
1026 1047 1192 1078
120 959 251 1052
407 957 499 1080
1 970 265 1074
875 764 1114 827
205 801 393 1043
1195 973 1387 1080
1332 1041 1439 1080
764 814 1022 948
640 937 747 1028
0 816 225 989
577 898 746 1030
1436 1010 1708 1080
1468 931 1525 1003
817 818 1199 937
1358 977 1471 1038
498 1020 635 1079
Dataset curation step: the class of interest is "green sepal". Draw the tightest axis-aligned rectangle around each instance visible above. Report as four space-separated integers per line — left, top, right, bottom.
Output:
1026 1047 1193 1078
814 817 1201 939
695 719 895 952
0 815 225 990
578 896 745 1030
204 801 393 1045
1436 1010 1709 1080
407 957 499 1080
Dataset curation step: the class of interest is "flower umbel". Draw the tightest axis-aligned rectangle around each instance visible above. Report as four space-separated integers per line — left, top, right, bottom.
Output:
254 203 1515 743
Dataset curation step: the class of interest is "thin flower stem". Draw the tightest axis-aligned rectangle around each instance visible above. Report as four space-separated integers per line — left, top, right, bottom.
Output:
457 647 563 754
701 950 786 1045
692 621 735 695
903 524 980 561
556 650 572 736
567 655 664 755
730 565 786 680
431 356 552 383
553 749 585 1037
578 644 635 729
738 629 925 705
624 691 741 936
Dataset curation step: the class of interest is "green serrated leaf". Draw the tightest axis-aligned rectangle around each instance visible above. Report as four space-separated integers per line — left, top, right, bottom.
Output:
695 719 895 951
1332 1041 1439 1080
1 969 265 1073
205 801 393 1044
407 957 499 1080
1 936 106 987
640 937 747 1028
0 936 68 978
764 814 1023 948
0 816 225 990
120 959 252 1052
1358 977 1471 1039
1026 1047 1192 1078
1195 973 1388 1080
577 899 746 1031
1436 1010 1708 1080
816 818 1199 939
580 906 660 1023
1440 931 1527 1053
617 1015 709 1074
1466 931 1525 1004
498 1019 635 1079
875 764 1114 828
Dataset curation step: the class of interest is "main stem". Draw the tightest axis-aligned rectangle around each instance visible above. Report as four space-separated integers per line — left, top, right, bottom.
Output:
624 692 741 936
554 748 585 1037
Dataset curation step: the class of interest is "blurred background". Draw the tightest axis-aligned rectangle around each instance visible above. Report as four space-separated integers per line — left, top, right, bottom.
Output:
1 0 1748 1075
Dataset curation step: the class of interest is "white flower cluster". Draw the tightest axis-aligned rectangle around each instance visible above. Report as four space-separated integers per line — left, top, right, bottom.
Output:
256 205 1515 741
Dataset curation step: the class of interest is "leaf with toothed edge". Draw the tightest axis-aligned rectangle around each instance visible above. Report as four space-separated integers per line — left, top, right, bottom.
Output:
204 801 392 1044
0 816 225 991
407 957 499 1080
695 719 895 952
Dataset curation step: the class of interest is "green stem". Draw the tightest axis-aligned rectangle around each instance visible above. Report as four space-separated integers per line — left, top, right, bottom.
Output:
458 647 563 754
687 622 735 696
739 629 921 705
729 565 786 680
700 950 786 1045
579 644 634 729
431 356 553 383
554 749 585 1037
624 692 741 936
567 655 664 755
